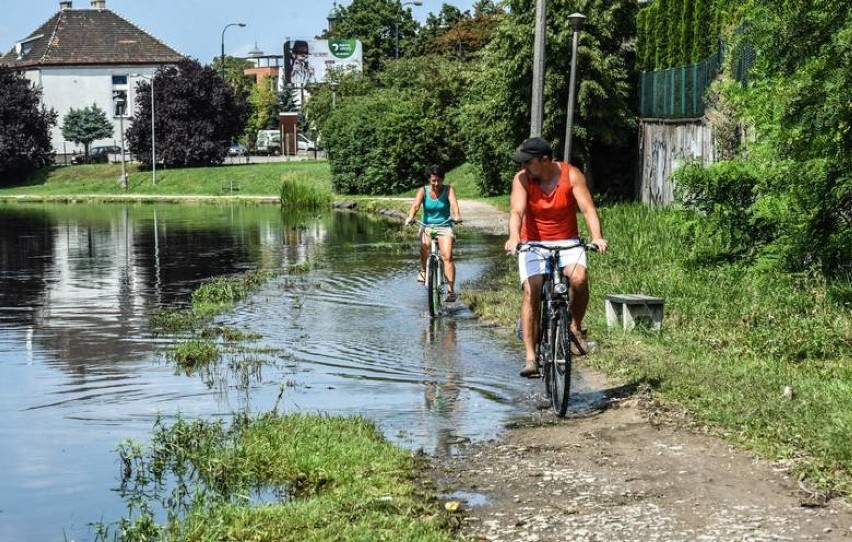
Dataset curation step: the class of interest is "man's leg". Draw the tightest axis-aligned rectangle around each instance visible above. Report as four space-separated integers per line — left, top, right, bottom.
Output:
521 274 544 375
564 264 590 348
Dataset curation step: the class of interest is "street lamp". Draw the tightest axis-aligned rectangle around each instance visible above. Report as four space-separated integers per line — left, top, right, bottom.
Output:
113 91 127 190
395 1 422 59
220 22 246 80
330 81 338 108
563 13 586 163
131 73 156 185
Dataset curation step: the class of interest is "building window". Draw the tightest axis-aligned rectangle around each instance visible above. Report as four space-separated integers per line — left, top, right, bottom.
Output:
112 75 129 117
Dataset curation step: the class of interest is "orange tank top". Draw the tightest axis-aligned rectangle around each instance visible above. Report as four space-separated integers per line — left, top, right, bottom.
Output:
520 162 579 241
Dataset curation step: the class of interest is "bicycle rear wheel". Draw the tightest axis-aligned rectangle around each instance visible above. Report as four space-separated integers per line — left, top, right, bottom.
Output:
426 257 442 318
549 305 572 416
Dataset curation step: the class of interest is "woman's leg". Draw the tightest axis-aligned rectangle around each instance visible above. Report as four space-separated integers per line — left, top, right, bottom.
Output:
438 235 455 293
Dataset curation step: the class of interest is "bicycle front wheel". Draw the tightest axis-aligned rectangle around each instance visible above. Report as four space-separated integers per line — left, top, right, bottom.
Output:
426 257 442 318
549 305 572 417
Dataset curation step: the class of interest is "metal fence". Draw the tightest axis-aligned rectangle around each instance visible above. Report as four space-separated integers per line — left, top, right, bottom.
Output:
639 44 755 119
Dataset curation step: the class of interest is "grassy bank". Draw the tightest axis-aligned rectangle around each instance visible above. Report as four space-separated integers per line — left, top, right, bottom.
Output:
0 161 332 200
464 202 852 496
103 412 456 542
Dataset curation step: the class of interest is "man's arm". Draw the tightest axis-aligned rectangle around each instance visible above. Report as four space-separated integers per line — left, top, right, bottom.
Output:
569 166 608 253
504 173 528 253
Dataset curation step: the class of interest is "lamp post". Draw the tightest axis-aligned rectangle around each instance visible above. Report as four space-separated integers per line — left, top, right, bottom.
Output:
131 73 156 185
395 1 422 59
563 13 586 163
220 22 246 80
114 92 127 190
330 81 338 108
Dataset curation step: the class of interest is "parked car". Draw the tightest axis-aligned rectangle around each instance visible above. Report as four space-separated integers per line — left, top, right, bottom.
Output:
256 130 282 155
228 142 247 156
71 145 122 164
297 133 316 152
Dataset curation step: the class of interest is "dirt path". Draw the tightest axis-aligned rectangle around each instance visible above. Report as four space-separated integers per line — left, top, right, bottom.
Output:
433 200 852 541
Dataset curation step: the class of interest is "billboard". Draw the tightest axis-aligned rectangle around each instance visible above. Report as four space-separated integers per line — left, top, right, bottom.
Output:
281 38 363 89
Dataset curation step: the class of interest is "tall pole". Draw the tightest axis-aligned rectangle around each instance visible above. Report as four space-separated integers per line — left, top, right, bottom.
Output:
530 0 547 137
115 92 127 190
563 13 586 163
220 22 246 79
396 1 422 60
150 76 156 185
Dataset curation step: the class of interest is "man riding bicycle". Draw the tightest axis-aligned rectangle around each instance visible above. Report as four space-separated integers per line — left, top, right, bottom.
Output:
503 137 608 378
405 165 462 302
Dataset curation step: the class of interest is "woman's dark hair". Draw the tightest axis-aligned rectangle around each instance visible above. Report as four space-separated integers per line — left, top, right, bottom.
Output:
425 164 445 179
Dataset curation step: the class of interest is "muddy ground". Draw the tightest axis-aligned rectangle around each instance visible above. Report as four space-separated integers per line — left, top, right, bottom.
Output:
430 201 852 541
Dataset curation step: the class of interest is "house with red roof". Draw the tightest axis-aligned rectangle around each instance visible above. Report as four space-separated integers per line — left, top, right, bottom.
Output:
0 0 185 158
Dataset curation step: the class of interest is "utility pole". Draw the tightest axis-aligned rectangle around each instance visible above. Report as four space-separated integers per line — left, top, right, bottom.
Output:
529 0 547 137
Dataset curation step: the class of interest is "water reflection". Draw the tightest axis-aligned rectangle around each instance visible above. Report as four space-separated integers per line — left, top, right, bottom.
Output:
0 202 536 542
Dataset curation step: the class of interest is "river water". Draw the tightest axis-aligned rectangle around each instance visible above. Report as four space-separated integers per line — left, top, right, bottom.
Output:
0 202 601 541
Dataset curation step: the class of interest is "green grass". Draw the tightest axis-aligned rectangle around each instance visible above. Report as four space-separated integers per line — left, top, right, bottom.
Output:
464 202 852 497
104 413 458 542
0 161 331 199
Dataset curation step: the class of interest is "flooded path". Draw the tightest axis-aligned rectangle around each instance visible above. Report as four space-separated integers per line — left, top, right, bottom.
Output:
0 202 602 541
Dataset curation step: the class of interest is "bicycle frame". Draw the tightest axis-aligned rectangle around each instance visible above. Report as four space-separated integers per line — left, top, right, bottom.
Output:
413 219 455 318
519 241 595 416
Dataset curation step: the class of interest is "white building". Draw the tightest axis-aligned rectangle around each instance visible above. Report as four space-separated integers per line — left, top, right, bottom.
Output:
0 0 185 158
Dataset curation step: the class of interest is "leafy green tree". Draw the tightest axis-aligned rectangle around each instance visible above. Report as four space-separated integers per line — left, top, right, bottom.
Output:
691 0 712 61
211 55 255 97
0 66 56 181
61 103 113 159
678 0 694 65
126 61 250 168
244 80 280 144
652 0 669 68
320 56 467 194
459 0 637 195
324 0 421 70
675 0 852 279
665 0 682 67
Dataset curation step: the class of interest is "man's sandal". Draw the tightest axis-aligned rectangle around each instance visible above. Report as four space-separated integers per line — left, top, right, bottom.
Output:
417 270 426 284
520 361 540 378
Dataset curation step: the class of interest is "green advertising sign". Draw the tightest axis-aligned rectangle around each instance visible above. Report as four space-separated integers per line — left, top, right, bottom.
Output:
328 39 357 59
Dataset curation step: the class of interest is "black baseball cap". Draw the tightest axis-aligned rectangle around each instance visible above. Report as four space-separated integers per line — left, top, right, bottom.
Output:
512 137 552 163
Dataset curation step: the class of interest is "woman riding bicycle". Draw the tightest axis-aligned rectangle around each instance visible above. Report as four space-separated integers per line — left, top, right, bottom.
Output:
404 165 462 303
503 137 608 377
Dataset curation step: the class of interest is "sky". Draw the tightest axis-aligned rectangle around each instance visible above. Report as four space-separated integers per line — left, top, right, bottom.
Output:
0 0 479 64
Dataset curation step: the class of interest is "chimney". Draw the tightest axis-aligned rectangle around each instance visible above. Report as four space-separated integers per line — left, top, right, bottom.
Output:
59 1 72 9
90 0 106 9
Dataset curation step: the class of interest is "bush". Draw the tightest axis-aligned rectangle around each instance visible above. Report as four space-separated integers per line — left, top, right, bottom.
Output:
0 67 57 182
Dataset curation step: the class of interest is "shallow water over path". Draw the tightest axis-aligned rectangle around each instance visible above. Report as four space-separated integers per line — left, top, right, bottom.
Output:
0 203 602 541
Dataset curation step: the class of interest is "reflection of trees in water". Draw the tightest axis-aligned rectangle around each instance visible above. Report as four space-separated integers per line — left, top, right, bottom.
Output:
0 208 55 326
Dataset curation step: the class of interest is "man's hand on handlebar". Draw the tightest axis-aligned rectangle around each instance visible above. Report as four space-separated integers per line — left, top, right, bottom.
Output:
590 238 608 254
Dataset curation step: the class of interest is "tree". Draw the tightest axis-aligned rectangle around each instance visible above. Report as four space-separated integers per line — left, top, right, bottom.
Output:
126 61 250 168
324 0 421 71
244 79 280 145
0 67 57 182
459 0 637 196
61 103 114 159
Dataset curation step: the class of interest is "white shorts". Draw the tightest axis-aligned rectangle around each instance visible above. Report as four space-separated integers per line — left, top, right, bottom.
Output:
518 239 587 282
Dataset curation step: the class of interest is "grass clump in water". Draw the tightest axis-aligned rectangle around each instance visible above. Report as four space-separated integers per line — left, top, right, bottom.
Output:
102 412 457 542
172 339 219 369
280 176 332 210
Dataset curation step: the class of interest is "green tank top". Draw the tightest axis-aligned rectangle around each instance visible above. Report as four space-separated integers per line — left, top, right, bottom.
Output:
422 186 451 225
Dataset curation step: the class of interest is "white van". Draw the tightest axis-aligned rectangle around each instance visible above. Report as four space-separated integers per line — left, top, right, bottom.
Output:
297 133 316 151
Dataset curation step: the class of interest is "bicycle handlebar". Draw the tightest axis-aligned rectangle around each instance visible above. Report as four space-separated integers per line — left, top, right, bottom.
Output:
409 218 461 228
516 240 599 254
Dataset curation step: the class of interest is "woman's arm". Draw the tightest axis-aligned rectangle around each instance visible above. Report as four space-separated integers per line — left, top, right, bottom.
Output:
447 186 462 222
404 187 426 225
